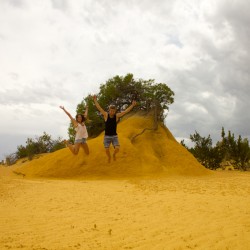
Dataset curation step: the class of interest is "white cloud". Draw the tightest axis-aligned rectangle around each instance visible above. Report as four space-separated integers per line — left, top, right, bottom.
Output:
0 0 250 160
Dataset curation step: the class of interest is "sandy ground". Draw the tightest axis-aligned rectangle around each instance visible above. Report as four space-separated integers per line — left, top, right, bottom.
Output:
1 115 250 249
1 170 250 250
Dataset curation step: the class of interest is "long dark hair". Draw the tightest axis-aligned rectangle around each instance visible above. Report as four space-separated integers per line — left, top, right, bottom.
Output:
75 114 86 123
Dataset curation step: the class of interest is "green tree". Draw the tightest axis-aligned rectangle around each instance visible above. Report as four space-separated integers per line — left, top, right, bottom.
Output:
184 127 250 171
236 137 250 170
97 74 174 117
189 131 223 169
15 132 65 161
220 129 250 170
84 95 104 137
25 138 38 160
36 132 53 153
50 137 65 152
16 145 27 159
67 73 174 139
180 139 189 149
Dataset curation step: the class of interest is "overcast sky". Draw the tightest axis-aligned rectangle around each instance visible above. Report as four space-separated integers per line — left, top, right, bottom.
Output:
0 0 249 161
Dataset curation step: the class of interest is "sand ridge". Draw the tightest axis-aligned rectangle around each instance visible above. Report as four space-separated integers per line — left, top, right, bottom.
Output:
13 114 210 179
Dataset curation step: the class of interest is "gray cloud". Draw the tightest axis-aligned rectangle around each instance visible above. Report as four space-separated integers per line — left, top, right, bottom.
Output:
0 0 249 160
7 0 26 8
0 78 73 105
51 0 69 11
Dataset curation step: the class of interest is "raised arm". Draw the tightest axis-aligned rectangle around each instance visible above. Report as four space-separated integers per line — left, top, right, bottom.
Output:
59 106 78 127
92 95 107 119
117 100 137 118
83 105 88 118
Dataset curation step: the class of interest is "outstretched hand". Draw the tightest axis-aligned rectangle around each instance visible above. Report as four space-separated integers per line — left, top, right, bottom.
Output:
59 105 65 110
132 100 137 106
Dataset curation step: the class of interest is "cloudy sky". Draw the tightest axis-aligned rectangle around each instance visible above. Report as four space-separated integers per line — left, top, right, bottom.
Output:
0 0 249 161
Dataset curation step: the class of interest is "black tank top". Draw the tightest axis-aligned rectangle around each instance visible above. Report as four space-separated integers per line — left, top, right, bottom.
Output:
105 114 117 136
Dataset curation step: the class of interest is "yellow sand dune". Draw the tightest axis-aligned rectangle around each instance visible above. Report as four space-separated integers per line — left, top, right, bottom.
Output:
14 113 210 178
1 114 250 250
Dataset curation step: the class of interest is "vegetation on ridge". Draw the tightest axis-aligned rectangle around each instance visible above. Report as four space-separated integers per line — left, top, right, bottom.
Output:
71 73 174 139
181 127 250 171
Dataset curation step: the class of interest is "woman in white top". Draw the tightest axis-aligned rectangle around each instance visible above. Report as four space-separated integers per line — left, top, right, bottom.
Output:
59 105 89 155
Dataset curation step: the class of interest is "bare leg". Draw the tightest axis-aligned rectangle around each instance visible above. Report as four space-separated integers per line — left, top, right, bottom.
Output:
81 143 89 155
67 142 81 155
113 147 119 161
63 140 69 147
105 148 111 163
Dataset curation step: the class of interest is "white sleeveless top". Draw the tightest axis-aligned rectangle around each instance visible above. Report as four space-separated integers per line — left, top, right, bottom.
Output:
75 123 88 140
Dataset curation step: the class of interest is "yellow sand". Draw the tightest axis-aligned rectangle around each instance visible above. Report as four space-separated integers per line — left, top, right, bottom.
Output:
11 114 209 178
1 114 250 249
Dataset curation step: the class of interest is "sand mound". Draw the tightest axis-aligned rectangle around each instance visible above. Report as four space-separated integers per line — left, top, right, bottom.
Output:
14 114 210 178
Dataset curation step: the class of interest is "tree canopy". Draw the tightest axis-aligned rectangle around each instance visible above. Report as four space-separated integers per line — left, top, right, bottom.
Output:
67 73 175 138
181 128 250 171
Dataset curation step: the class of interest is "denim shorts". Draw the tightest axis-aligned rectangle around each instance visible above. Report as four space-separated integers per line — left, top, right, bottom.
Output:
75 138 87 144
104 135 120 148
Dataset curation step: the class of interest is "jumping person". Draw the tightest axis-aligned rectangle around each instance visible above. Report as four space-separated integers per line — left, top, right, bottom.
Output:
92 95 136 163
59 105 89 155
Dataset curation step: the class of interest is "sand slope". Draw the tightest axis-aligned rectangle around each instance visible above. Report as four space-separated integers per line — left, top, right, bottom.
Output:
14 114 209 178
